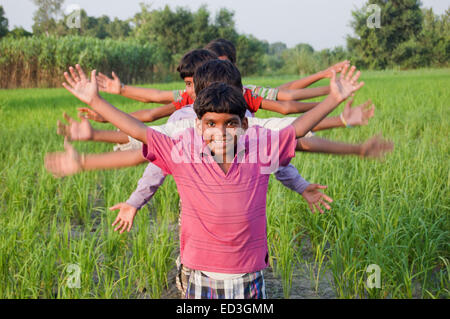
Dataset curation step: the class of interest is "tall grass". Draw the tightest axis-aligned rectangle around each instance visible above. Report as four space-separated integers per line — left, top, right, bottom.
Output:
0 36 158 89
0 69 448 298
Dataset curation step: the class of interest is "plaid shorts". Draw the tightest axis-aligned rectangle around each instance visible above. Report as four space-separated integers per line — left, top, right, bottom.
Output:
245 85 279 101
175 257 266 299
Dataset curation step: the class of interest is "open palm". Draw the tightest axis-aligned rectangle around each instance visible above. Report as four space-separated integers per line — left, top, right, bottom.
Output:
44 139 82 178
63 64 99 106
57 112 94 141
330 65 364 103
342 99 375 126
97 71 121 95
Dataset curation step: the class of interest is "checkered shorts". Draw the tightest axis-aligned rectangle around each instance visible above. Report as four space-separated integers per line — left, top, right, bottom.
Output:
245 85 279 101
175 257 267 299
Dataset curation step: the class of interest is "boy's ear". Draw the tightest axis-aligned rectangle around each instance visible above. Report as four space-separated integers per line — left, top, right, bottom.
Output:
241 117 248 130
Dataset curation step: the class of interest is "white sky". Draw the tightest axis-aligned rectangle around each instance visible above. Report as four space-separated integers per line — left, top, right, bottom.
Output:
1 0 448 50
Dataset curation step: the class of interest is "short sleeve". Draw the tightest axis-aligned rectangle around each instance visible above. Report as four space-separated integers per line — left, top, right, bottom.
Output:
142 127 176 175
244 88 263 113
172 92 194 110
274 125 296 167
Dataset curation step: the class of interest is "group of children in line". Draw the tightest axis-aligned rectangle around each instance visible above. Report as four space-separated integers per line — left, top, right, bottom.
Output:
45 38 393 299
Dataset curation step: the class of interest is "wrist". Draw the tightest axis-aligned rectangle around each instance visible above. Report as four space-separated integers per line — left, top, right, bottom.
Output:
80 153 86 170
88 94 103 108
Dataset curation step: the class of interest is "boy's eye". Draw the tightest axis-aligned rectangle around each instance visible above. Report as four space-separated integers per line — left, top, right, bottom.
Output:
207 122 215 127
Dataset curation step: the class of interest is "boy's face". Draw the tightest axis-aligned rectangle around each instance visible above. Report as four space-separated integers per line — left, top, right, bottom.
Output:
196 112 248 157
184 77 195 100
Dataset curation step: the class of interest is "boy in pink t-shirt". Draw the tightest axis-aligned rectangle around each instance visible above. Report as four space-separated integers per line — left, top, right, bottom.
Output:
59 63 365 298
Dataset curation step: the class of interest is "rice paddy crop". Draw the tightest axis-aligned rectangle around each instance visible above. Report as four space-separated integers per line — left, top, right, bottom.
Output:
0 68 448 298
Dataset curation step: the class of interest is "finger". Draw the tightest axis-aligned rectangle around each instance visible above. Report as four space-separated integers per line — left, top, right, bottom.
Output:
127 220 133 232
330 69 336 84
319 199 331 210
63 112 74 124
119 222 129 234
308 202 316 214
63 72 76 87
109 204 121 211
63 137 73 152
346 65 356 81
112 71 119 80
314 202 324 214
114 220 125 232
353 81 365 92
62 82 76 95
340 63 349 79
351 70 361 85
77 110 87 120
111 216 120 227
315 184 328 190
75 64 87 81
90 69 97 84
69 66 80 82
321 193 334 203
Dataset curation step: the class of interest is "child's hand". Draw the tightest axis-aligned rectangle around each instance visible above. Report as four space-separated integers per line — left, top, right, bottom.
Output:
342 99 375 127
110 202 138 234
57 112 94 141
329 65 364 103
63 64 99 106
359 135 394 159
301 184 333 214
322 60 350 78
44 138 83 178
96 71 122 95
77 107 107 123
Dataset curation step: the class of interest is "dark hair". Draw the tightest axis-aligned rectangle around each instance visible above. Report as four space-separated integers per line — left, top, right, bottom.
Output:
204 39 236 64
176 49 218 80
194 59 243 96
194 82 247 120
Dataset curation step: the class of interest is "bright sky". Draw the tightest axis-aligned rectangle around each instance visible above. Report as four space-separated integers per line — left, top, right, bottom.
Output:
1 0 448 50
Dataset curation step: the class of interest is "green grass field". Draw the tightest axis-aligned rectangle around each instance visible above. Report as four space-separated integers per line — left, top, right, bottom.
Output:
0 69 449 298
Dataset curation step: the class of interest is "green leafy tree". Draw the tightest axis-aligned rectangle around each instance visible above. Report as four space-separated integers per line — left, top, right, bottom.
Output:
0 5 9 38
347 0 423 69
32 0 64 36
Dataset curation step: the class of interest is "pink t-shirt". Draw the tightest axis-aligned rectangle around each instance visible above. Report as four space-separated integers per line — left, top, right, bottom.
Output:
142 125 297 273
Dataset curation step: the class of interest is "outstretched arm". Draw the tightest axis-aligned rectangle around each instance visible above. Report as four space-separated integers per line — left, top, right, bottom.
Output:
45 139 146 177
63 64 148 144
96 71 175 104
296 135 394 159
277 86 330 101
261 99 320 115
291 65 364 138
277 60 349 90
311 99 375 132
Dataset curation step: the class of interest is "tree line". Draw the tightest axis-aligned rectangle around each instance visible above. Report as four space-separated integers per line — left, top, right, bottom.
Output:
0 0 448 88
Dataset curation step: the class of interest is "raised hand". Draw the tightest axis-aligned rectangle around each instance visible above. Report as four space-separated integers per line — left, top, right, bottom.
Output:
301 184 333 214
62 64 99 106
110 202 138 234
329 65 365 103
44 138 83 178
342 99 375 127
323 60 350 78
77 107 107 123
57 112 94 141
97 71 121 95
360 135 394 159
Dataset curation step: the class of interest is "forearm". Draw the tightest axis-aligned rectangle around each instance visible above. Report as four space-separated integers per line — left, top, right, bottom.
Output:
277 86 330 101
121 85 174 104
261 99 319 115
292 95 342 137
92 129 130 144
277 71 326 90
130 103 177 123
89 96 148 143
296 136 361 155
274 164 310 194
126 163 166 210
311 116 344 132
81 149 146 171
